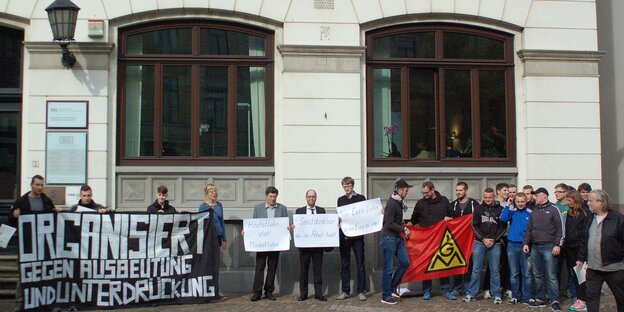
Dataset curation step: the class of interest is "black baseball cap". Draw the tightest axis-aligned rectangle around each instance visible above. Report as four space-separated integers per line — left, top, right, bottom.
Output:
394 178 413 189
531 187 549 196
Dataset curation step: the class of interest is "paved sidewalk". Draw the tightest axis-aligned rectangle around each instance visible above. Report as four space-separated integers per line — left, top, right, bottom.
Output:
2 291 618 312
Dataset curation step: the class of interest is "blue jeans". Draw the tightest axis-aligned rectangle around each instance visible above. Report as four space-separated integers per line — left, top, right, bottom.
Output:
423 277 450 294
466 241 501 298
507 241 531 301
530 243 559 302
381 236 410 299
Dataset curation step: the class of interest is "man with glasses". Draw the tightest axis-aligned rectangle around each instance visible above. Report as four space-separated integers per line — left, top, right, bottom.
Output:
408 181 454 300
553 183 571 300
335 177 368 301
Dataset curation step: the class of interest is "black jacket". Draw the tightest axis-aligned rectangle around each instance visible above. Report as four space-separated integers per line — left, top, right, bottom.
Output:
523 201 564 246
410 191 452 228
9 192 56 225
578 209 624 267
382 194 407 237
147 200 178 214
564 206 591 249
472 201 506 242
337 193 367 240
449 197 480 218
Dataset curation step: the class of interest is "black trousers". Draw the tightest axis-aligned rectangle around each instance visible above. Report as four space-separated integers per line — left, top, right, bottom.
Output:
299 248 323 297
252 251 280 295
585 268 624 312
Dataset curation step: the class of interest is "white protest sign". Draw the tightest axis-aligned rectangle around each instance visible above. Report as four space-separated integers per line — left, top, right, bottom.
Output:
336 198 384 237
243 217 291 252
293 214 339 248
0 224 16 248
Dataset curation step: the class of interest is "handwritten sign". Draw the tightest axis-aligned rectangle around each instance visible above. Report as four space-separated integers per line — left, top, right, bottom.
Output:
243 217 291 252
293 214 339 248
336 198 384 237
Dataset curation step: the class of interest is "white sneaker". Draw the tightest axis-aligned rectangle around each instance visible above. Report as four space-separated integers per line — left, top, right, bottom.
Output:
505 290 513 298
358 293 366 301
483 290 491 299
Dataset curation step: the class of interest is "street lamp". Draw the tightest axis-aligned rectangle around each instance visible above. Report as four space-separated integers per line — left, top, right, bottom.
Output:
45 0 80 68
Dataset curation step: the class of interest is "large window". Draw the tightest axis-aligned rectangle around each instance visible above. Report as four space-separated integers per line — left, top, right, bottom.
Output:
118 21 273 165
366 24 515 166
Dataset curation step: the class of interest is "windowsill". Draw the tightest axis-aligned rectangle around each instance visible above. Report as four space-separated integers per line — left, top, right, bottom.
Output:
115 166 275 174
367 167 518 174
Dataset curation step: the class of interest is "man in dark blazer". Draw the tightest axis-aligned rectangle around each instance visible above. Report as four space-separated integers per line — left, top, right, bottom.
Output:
295 189 327 301
249 186 288 301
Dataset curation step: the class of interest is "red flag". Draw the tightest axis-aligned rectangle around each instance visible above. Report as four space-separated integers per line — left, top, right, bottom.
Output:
401 215 474 283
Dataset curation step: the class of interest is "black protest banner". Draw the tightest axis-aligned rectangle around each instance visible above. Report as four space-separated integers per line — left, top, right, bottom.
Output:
17 211 219 310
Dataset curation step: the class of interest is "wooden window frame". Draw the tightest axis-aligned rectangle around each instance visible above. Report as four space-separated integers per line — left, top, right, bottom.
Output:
117 20 274 166
366 23 516 167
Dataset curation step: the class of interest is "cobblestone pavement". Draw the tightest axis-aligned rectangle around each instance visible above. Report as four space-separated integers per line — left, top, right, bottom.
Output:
2 291 618 312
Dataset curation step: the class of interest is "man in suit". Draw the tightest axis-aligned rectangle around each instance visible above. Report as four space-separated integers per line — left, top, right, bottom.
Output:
249 186 288 301
295 189 328 301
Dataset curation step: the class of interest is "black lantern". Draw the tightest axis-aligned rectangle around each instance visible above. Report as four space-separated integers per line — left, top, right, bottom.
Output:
46 0 80 68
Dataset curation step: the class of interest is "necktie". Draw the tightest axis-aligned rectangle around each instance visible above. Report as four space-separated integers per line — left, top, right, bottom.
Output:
310 208 315 214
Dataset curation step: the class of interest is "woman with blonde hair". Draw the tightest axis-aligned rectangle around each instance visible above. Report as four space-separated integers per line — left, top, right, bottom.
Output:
564 190 590 311
198 184 227 249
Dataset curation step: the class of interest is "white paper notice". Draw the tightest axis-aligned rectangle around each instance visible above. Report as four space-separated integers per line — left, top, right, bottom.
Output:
293 214 339 248
0 224 17 248
243 217 291 252
75 205 95 212
336 198 384 237
574 262 587 285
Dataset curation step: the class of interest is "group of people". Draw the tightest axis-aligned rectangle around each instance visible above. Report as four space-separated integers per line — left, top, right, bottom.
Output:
8 175 624 312
380 180 624 312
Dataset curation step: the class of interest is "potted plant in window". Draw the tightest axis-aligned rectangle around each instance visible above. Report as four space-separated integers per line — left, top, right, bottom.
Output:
384 123 401 157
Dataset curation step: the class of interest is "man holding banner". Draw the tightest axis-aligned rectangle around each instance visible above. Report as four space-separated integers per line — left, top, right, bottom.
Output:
380 178 412 305
408 181 455 301
335 176 367 301
295 190 328 301
249 186 288 302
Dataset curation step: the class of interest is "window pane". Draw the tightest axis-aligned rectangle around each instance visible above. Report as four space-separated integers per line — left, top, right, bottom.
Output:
479 70 507 158
162 66 192 156
236 67 266 157
200 29 265 56
373 68 401 158
373 32 435 58
444 70 472 158
199 67 228 156
125 65 154 157
444 32 504 59
127 28 192 55
0 26 23 89
409 68 436 158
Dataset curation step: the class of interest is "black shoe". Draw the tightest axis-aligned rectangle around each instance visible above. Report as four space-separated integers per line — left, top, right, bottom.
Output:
528 299 546 308
314 295 327 301
250 293 262 301
265 292 276 300
297 295 308 301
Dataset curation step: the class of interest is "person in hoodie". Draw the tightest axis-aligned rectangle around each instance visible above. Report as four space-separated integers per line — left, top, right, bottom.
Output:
500 192 532 305
463 187 506 304
523 187 564 312
408 181 454 300
147 185 178 214
70 184 109 213
448 182 480 296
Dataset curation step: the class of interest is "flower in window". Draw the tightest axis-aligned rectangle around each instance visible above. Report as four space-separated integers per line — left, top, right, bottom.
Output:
383 123 401 157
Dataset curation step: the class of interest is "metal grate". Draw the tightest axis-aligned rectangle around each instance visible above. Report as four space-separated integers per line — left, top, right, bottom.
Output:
314 0 334 10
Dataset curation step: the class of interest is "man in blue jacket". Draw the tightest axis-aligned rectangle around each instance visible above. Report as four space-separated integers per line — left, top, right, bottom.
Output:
500 192 532 305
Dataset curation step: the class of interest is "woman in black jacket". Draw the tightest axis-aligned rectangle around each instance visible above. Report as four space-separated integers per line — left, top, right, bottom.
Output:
577 189 624 312
564 190 590 311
